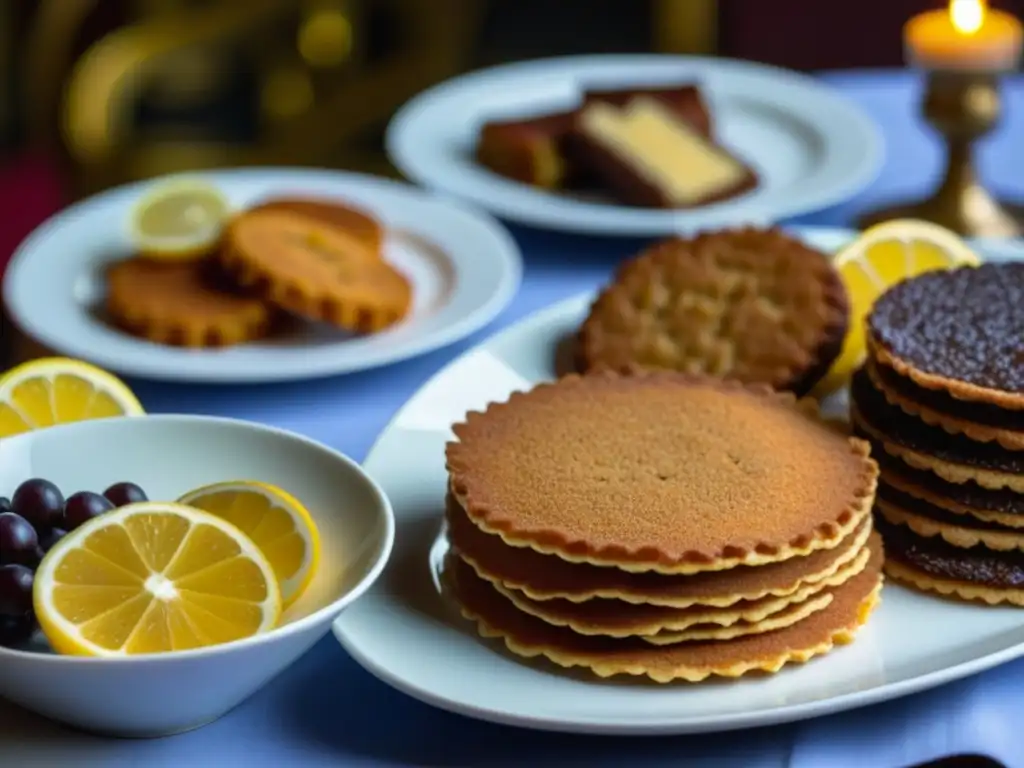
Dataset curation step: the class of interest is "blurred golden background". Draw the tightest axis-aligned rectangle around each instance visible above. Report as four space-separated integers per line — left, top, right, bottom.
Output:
0 0 1021 365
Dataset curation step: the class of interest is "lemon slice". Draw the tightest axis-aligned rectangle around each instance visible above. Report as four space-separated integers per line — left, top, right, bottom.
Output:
34 501 281 657
0 357 145 439
176 482 320 608
813 219 981 398
129 177 232 260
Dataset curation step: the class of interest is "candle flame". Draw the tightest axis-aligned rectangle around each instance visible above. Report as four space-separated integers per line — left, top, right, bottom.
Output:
949 0 986 34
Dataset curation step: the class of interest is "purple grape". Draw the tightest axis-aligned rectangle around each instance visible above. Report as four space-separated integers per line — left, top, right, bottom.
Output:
0 513 39 568
63 491 114 531
0 565 33 617
0 497 11 513
103 482 148 507
11 479 64 534
0 612 35 646
38 527 67 554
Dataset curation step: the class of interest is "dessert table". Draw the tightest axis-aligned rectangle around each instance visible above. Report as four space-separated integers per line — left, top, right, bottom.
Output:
3 69 1024 768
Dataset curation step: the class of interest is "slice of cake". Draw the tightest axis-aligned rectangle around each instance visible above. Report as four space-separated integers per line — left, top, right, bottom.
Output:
475 85 715 192
570 96 758 208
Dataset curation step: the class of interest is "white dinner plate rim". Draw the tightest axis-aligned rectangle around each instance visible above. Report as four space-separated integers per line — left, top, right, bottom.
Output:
2 168 523 384
386 54 883 235
336 225 1024 735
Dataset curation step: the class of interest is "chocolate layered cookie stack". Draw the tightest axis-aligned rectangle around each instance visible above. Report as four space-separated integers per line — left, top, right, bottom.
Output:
444 372 883 682
849 262 1024 605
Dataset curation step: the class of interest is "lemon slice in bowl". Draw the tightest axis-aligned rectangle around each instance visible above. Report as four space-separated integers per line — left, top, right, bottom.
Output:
812 219 981 398
0 357 145 438
34 502 281 657
129 177 232 260
176 482 320 608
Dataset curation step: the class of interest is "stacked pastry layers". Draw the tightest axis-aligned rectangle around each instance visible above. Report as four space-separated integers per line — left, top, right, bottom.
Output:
444 372 883 683
850 263 1024 605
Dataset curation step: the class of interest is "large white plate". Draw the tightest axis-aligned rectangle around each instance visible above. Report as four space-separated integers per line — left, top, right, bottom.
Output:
2 168 522 383
337 226 1024 735
386 56 883 235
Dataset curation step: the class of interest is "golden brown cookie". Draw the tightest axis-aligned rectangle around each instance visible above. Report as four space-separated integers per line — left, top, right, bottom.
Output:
221 210 412 333
576 228 848 395
247 197 384 257
447 532 883 682
867 262 1024 411
446 492 874 607
485 543 868 638
446 371 877 573
105 257 274 347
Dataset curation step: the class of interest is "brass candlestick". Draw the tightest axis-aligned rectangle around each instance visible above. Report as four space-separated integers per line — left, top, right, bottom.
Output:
859 70 1024 237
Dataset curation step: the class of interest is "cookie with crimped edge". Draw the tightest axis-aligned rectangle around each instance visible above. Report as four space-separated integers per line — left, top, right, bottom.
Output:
575 228 848 395
486 544 869 638
447 532 883 683
447 371 877 574
878 518 1024 606
246 197 384 257
640 592 833 645
220 209 411 333
875 481 1024 552
865 355 1024 451
105 257 275 347
874 450 1024 529
850 368 1024 492
867 262 1024 412
446 493 873 608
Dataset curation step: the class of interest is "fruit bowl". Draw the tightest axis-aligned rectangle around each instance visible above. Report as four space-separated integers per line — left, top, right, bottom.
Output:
0 415 394 737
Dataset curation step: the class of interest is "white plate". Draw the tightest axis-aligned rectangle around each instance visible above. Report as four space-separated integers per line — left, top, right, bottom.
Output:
2 168 522 384
337 226 1024 736
386 55 882 235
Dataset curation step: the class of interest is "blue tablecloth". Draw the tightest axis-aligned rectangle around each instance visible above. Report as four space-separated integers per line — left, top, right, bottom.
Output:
4 69 1024 768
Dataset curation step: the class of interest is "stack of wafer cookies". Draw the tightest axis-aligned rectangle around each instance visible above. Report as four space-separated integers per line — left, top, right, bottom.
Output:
849 263 1024 605
444 371 883 682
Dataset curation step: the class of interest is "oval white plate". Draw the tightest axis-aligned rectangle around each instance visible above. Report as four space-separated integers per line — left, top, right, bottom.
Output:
337 226 1024 735
386 55 883 235
2 168 522 383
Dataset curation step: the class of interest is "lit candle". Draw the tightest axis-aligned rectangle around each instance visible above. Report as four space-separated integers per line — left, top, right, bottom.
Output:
905 0 1023 71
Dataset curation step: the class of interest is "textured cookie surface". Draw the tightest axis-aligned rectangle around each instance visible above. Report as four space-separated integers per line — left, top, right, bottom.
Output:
105 257 273 347
222 210 412 332
576 228 848 395
447 372 877 572
447 533 883 682
868 263 1024 409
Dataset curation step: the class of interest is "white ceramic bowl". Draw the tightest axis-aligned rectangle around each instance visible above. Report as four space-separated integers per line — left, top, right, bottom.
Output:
0 415 394 737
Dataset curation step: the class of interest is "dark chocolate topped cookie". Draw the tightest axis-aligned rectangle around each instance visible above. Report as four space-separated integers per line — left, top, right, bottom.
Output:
868 263 1024 409
870 359 1024 431
866 359 1024 452
850 368 1024 476
876 481 1016 532
878 517 1024 592
873 448 1024 519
